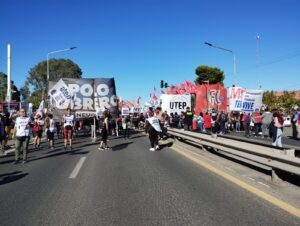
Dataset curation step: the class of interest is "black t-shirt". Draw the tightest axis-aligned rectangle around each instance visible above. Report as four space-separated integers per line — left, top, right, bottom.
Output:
184 111 193 124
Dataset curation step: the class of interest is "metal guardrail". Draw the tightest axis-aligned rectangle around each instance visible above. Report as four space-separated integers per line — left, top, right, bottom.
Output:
167 128 300 180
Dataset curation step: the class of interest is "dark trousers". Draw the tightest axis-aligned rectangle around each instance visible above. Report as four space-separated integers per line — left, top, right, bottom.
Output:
254 123 262 136
149 129 158 148
123 128 130 138
220 121 226 134
245 124 250 137
292 123 298 139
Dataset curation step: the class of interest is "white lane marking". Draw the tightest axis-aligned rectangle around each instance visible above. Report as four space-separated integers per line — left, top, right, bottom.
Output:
69 157 86 179
258 181 270 188
248 177 255 181
225 167 235 172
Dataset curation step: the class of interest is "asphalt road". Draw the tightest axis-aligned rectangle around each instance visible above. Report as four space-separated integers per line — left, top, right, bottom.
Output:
0 131 299 226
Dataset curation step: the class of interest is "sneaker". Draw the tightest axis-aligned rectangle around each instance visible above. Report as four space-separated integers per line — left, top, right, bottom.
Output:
64 146 67 151
149 148 155 151
105 147 110 150
98 147 104 151
155 145 160 150
22 160 27 164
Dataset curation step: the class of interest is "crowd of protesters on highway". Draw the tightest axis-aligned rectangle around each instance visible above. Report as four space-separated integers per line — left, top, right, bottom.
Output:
1 105 299 163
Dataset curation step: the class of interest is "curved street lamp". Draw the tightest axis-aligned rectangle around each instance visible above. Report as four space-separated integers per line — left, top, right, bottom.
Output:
47 47 77 81
204 42 236 86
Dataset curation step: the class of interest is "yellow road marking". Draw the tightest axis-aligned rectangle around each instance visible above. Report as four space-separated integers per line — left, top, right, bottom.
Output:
172 146 300 218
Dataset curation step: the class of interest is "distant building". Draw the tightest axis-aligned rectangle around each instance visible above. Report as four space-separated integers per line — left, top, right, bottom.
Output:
274 90 300 100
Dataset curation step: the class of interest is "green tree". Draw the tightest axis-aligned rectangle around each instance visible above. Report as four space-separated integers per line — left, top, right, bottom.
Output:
263 90 298 114
22 58 82 108
195 65 225 85
277 91 298 114
0 72 20 102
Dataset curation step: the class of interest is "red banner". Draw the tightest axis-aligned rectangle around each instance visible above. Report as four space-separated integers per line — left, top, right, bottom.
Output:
194 84 227 115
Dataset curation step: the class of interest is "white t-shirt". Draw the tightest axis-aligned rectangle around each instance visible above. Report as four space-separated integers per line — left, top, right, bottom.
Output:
49 118 56 132
15 117 31 137
63 115 75 127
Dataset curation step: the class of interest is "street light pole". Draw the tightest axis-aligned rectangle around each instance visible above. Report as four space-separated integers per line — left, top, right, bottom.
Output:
47 47 77 81
46 47 77 101
204 42 236 86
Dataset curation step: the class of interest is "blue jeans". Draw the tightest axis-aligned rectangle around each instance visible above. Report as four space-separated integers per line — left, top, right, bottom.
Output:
198 122 203 132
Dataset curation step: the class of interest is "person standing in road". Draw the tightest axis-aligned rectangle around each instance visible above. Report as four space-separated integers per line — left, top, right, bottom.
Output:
184 107 193 131
271 111 284 147
146 111 162 151
291 109 298 139
12 108 31 164
4 112 12 149
98 112 110 150
63 107 75 150
32 114 44 148
197 112 204 132
261 108 273 139
0 115 5 155
219 111 227 135
292 108 300 139
48 114 56 149
203 112 212 134
252 108 263 137
243 113 251 137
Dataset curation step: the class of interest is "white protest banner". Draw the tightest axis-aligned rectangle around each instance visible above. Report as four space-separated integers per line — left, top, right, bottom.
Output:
229 87 263 112
36 100 44 117
160 94 191 115
48 78 118 120
121 107 130 116
48 79 72 109
130 107 141 113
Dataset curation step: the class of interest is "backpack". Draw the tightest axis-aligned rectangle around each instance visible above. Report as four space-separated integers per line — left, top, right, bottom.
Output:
245 115 251 124
32 122 41 133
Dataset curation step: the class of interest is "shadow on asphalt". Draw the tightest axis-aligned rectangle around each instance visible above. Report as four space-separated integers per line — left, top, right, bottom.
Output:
112 142 133 151
0 171 28 185
128 134 147 139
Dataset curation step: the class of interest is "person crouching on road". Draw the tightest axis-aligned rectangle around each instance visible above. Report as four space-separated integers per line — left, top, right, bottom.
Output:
146 111 162 151
12 108 31 164
63 107 75 150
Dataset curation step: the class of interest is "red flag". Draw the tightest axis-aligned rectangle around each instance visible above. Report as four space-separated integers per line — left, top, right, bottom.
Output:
152 93 158 101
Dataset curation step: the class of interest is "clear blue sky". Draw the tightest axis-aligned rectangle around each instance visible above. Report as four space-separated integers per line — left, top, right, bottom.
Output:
1 0 300 104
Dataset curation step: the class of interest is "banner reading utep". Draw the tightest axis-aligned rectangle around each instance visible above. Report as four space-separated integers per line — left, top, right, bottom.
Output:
48 78 117 120
229 87 263 113
160 94 191 115
194 84 227 115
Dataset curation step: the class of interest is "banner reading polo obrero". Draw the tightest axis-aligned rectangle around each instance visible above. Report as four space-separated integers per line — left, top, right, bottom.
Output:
48 78 117 120
229 86 263 113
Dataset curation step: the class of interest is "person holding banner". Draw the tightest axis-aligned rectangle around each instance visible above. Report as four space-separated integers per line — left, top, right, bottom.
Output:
146 111 162 151
63 108 75 150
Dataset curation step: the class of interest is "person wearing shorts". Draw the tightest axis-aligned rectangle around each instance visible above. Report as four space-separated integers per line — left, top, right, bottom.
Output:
63 108 75 150
47 114 56 149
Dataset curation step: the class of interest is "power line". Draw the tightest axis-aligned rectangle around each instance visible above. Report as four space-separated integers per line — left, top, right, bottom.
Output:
238 49 300 73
